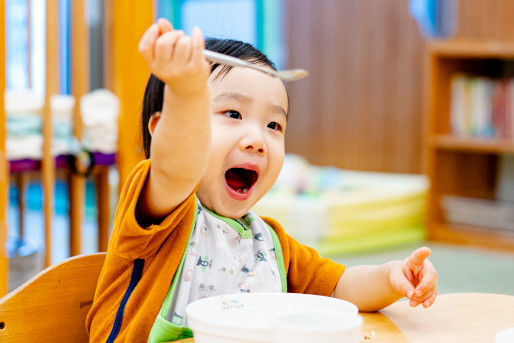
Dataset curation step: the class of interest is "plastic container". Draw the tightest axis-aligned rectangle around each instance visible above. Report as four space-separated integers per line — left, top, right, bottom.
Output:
271 311 363 343
186 293 358 343
496 327 514 343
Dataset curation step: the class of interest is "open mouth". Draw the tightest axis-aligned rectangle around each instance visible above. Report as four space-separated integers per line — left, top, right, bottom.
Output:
225 168 258 195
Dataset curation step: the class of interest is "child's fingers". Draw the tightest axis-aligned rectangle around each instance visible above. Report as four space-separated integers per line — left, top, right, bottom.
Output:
409 299 420 307
390 263 416 300
420 288 437 308
154 30 184 65
413 262 437 298
421 288 438 308
191 27 206 65
172 35 193 66
157 18 173 34
409 283 437 308
139 24 159 65
405 247 431 270
402 264 416 285
414 283 438 308
399 280 416 301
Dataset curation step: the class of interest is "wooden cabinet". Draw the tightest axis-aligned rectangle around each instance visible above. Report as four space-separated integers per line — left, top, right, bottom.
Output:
425 40 514 252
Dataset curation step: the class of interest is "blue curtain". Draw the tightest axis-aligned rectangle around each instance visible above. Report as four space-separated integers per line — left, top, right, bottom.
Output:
410 0 458 39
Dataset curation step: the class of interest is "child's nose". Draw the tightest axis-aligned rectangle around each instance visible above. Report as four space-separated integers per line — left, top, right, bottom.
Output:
244 144 264 154
241 126 265 155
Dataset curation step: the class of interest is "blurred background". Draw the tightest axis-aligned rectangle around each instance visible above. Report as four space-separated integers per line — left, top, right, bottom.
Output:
0 0 513 297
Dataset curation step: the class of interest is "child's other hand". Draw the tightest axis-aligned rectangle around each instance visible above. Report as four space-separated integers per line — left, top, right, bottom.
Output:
138 18 210 95
389 247 438 308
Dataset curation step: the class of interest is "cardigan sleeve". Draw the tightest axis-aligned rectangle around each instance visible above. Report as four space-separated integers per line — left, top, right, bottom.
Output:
109 159 197 259
262 216 345 296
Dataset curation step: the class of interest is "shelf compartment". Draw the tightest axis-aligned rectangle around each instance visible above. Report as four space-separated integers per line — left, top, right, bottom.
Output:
9 153 116 173
430 135 514 154
429 40 514 59
425 40 514 253
429 222 514 252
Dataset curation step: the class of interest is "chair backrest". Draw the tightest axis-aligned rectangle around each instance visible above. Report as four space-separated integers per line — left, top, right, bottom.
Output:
0 253 106 342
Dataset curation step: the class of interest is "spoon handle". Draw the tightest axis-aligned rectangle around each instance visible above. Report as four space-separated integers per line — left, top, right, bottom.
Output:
203 50 276 77
203 50 249 68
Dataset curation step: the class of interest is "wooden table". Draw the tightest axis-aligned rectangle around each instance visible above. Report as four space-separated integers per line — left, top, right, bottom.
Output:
176 293 514 342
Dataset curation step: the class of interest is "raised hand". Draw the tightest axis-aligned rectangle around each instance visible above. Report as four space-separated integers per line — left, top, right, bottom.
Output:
389 247 438 308
138 18 210 95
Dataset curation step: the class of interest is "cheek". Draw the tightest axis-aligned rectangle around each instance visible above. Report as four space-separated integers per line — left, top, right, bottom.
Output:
204 124 231 181
265 138 285 181
210 119 233 148
205 149 224 182
272 153 285 180
270 134 285 158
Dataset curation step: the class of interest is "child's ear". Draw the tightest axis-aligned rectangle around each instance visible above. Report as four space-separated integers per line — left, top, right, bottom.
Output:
148 112 162 136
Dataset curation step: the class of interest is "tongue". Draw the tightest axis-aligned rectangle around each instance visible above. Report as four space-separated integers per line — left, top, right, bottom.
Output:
226 169 247 189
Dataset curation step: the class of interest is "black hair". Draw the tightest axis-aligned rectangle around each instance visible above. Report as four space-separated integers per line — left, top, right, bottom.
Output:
141 38 277 159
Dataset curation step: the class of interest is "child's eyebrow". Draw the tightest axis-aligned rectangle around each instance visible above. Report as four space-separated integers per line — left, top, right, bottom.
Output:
271 104 288 121
213 92 288 119
213 92 252 104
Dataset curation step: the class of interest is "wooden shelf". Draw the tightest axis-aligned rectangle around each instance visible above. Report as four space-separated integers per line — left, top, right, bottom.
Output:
429 135 514 154
429 222 514 253
428 40 514 59
425 40 514 253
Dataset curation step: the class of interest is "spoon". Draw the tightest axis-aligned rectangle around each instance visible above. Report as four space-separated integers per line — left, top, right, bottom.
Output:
203 50 308 81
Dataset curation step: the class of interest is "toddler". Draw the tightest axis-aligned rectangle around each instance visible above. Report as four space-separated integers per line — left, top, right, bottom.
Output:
87 19 438 343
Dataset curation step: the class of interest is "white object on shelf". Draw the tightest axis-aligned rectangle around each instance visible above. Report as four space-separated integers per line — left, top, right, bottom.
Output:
449 74 469 136
5 90 76 159
50 94 75 122
186 293 358 343
6 135 42 160
51 94 75 155
442 195 514 231
4 89 44 115
80 89 119 154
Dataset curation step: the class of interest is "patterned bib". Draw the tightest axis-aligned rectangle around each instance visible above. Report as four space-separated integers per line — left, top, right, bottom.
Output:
166 202 285 326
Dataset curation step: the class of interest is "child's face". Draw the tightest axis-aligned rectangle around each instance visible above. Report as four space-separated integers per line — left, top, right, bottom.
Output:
196 66 289 219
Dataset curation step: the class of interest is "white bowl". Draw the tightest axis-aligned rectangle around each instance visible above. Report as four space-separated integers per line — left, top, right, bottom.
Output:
186 292 358 343
496 327 514 343
272 311 363 343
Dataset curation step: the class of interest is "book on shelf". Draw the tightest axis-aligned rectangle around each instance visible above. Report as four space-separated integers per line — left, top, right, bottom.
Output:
441 195 514 232
450 74 514 139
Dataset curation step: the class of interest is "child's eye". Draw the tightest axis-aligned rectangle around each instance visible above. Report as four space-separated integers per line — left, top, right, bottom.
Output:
223 110 242 120
267 122 282 131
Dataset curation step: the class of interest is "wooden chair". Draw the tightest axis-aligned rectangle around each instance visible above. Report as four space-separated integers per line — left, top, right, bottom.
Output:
0 253 105 342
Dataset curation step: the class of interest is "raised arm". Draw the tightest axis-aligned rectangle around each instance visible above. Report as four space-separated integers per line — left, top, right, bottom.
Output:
137 19 211 224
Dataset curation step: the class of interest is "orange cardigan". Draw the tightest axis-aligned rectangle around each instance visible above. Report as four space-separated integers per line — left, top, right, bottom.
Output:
86 160 345 342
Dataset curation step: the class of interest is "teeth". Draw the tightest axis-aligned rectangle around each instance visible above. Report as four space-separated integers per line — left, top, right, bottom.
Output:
242 188 248 193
